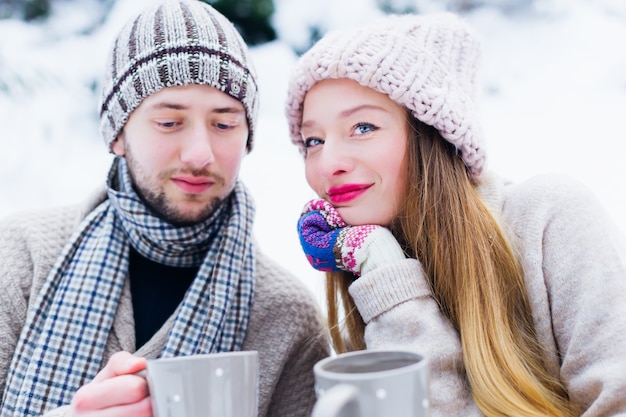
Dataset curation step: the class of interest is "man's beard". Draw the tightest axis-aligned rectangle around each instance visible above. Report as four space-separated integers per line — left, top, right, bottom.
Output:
124 150 227 226
136 186 223 226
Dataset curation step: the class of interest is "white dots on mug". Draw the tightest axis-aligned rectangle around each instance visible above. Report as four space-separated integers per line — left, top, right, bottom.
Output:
170 394 182 403
215 368 224 377
422 399 430 408
376 389 387 399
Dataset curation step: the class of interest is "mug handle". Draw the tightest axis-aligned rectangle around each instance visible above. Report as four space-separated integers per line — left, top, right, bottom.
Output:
135 369 188 417
312 383 359 417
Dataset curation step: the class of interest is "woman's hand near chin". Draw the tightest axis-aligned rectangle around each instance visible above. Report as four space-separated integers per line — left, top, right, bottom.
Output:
297 198 405 276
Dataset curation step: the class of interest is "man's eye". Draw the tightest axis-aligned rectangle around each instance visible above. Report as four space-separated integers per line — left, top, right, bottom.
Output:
215 122 235 130
157 121 179 128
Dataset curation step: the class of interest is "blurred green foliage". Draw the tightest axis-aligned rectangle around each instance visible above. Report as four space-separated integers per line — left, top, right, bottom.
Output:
0 0 50 20
23 0 48 20
0 0 277 45
202 0 276 45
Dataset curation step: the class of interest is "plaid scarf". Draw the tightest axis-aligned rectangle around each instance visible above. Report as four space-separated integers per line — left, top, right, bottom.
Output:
1 158 255 416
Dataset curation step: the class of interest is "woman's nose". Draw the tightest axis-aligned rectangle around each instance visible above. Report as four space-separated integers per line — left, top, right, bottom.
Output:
315 140 354 178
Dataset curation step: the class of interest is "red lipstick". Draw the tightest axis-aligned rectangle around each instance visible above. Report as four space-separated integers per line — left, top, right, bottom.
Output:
327 183 371 204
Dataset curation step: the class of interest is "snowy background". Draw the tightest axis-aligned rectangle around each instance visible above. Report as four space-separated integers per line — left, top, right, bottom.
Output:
1 0 625 301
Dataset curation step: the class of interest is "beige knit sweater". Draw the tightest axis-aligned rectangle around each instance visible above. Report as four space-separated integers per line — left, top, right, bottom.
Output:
0 188 329 417
348 173 626 416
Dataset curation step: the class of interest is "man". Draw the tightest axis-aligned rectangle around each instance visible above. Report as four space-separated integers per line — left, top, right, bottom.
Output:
0 1 328 416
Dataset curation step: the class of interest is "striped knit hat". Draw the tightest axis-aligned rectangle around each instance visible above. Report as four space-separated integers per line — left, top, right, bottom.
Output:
285 12 486 178
99 0 259 151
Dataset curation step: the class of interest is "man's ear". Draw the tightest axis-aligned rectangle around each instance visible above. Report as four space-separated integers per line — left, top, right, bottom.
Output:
111 132 126 156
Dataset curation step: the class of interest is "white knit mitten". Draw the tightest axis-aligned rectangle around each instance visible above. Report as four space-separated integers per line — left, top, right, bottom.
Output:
336 226 406 276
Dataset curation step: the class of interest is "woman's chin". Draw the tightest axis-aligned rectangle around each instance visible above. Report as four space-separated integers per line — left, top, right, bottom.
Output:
337 207 391 227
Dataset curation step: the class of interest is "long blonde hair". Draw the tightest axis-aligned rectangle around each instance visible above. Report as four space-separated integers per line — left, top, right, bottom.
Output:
324 117 577 416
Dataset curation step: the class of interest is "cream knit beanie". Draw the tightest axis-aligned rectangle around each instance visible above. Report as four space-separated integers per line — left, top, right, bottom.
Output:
285 12 486 178
99 0 259 151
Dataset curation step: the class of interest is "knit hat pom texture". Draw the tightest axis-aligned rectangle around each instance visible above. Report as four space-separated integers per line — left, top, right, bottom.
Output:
286 12 486 178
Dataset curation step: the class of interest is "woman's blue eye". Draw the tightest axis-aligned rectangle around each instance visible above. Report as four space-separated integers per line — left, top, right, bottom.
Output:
354 122 377 135
303 137 324 148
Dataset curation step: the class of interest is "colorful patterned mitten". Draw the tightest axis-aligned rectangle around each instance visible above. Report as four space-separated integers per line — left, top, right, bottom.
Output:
297 199 405 276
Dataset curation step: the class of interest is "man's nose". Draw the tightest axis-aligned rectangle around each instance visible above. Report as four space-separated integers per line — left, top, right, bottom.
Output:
179 125 215 168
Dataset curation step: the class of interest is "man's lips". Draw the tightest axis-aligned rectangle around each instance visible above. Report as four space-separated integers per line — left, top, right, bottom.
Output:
171 176 214 194
327 184 371 204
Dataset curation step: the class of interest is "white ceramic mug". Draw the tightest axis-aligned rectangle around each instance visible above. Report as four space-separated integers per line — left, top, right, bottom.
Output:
312 349 430 417
143 350 259 417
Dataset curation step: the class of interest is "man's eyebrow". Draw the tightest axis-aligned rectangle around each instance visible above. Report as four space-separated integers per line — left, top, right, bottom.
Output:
148 102 189 111
213 107 245 115
147 102 244 115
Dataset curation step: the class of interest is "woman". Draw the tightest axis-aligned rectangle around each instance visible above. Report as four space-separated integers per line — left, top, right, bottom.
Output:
285 12 626 417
